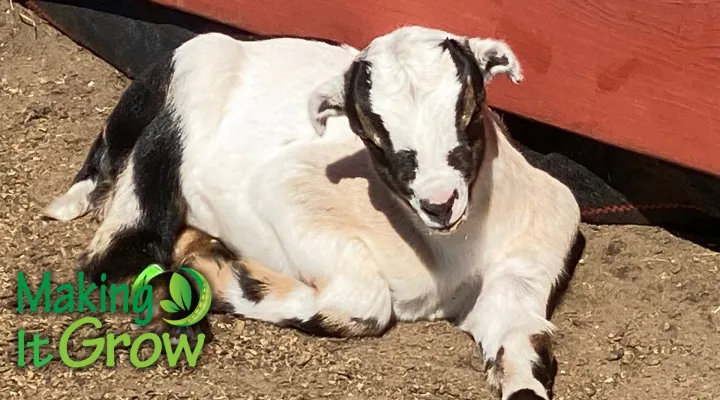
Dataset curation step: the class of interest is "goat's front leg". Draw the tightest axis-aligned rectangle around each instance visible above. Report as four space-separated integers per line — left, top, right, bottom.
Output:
459 258 563 400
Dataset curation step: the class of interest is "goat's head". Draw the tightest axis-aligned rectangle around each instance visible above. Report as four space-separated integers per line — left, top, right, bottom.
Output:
310 26 522 233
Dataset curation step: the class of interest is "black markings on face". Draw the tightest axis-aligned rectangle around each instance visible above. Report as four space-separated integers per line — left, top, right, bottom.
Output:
344 60 418 200
389 149 418 197
440 38 488 184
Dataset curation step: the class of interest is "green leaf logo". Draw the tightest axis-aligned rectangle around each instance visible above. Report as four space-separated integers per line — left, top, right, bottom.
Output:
131 264 164 298
133 264 213 328
160 299 180 314
169 272 193 311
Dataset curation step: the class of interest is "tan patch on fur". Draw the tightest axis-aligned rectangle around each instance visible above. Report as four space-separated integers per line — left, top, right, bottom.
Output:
173 228 214 261
172 227 301 302
240 260 298 300
181 253 234 300
304 277 324 295
282 140 435 278
170 228 236 300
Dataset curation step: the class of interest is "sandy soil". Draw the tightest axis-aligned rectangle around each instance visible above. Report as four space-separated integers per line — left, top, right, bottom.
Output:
1 3 719 399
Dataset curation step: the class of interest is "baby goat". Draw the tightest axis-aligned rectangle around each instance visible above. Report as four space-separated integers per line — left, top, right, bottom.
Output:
43 26 581 399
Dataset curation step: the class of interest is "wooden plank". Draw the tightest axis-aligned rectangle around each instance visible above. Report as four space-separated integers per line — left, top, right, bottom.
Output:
151 0 720 176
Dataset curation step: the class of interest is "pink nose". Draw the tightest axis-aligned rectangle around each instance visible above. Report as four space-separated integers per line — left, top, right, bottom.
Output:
420 189 459 226
429 190 457 205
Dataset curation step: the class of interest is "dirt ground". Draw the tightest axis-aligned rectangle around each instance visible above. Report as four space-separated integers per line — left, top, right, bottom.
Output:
1 3 719 399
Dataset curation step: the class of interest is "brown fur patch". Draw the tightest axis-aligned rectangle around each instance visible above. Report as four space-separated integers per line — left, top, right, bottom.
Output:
529 332 553 353
529 332 558 399
237 260 298 301
172 227 302 305
485 346 505 394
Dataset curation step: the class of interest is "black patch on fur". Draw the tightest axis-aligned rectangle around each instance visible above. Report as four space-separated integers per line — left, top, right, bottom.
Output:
344 60 391 147
530 333 558 400
440 38 488 184
390 150 419 197
318 98 343 114
80 229 168 283
72 132 105 184
69 54 175 215
282 315 344 338
485 345 505 373
81 108 185 284
546 231 585 319
484 52 510 74
506 389 546 400
105 54 175 179
343 60 418 200
282 313 392 338
353 313 398 336
210 299 236 315
235 262 267 304
447 145 478 182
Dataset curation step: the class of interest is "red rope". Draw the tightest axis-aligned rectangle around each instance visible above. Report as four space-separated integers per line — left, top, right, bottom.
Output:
581 203 716 217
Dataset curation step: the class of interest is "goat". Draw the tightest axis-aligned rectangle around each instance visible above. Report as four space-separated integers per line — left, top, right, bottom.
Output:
43 26 581 400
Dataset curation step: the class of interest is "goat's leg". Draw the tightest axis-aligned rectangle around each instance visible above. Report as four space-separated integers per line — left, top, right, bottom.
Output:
458 258 563 400
168 228 395 338
80 112 185 285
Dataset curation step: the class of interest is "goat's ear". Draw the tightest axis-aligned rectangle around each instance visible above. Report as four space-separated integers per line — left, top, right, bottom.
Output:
468 38 523 84
308 74 346 136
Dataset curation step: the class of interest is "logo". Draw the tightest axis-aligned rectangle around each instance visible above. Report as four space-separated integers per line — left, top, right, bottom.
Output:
16 265 212 369
131 264 212 327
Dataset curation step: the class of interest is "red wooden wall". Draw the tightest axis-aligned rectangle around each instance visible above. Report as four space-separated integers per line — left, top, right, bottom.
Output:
151 0 720 177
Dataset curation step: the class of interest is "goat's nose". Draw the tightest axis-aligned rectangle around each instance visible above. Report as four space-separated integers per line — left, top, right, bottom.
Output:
419 190 458 226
